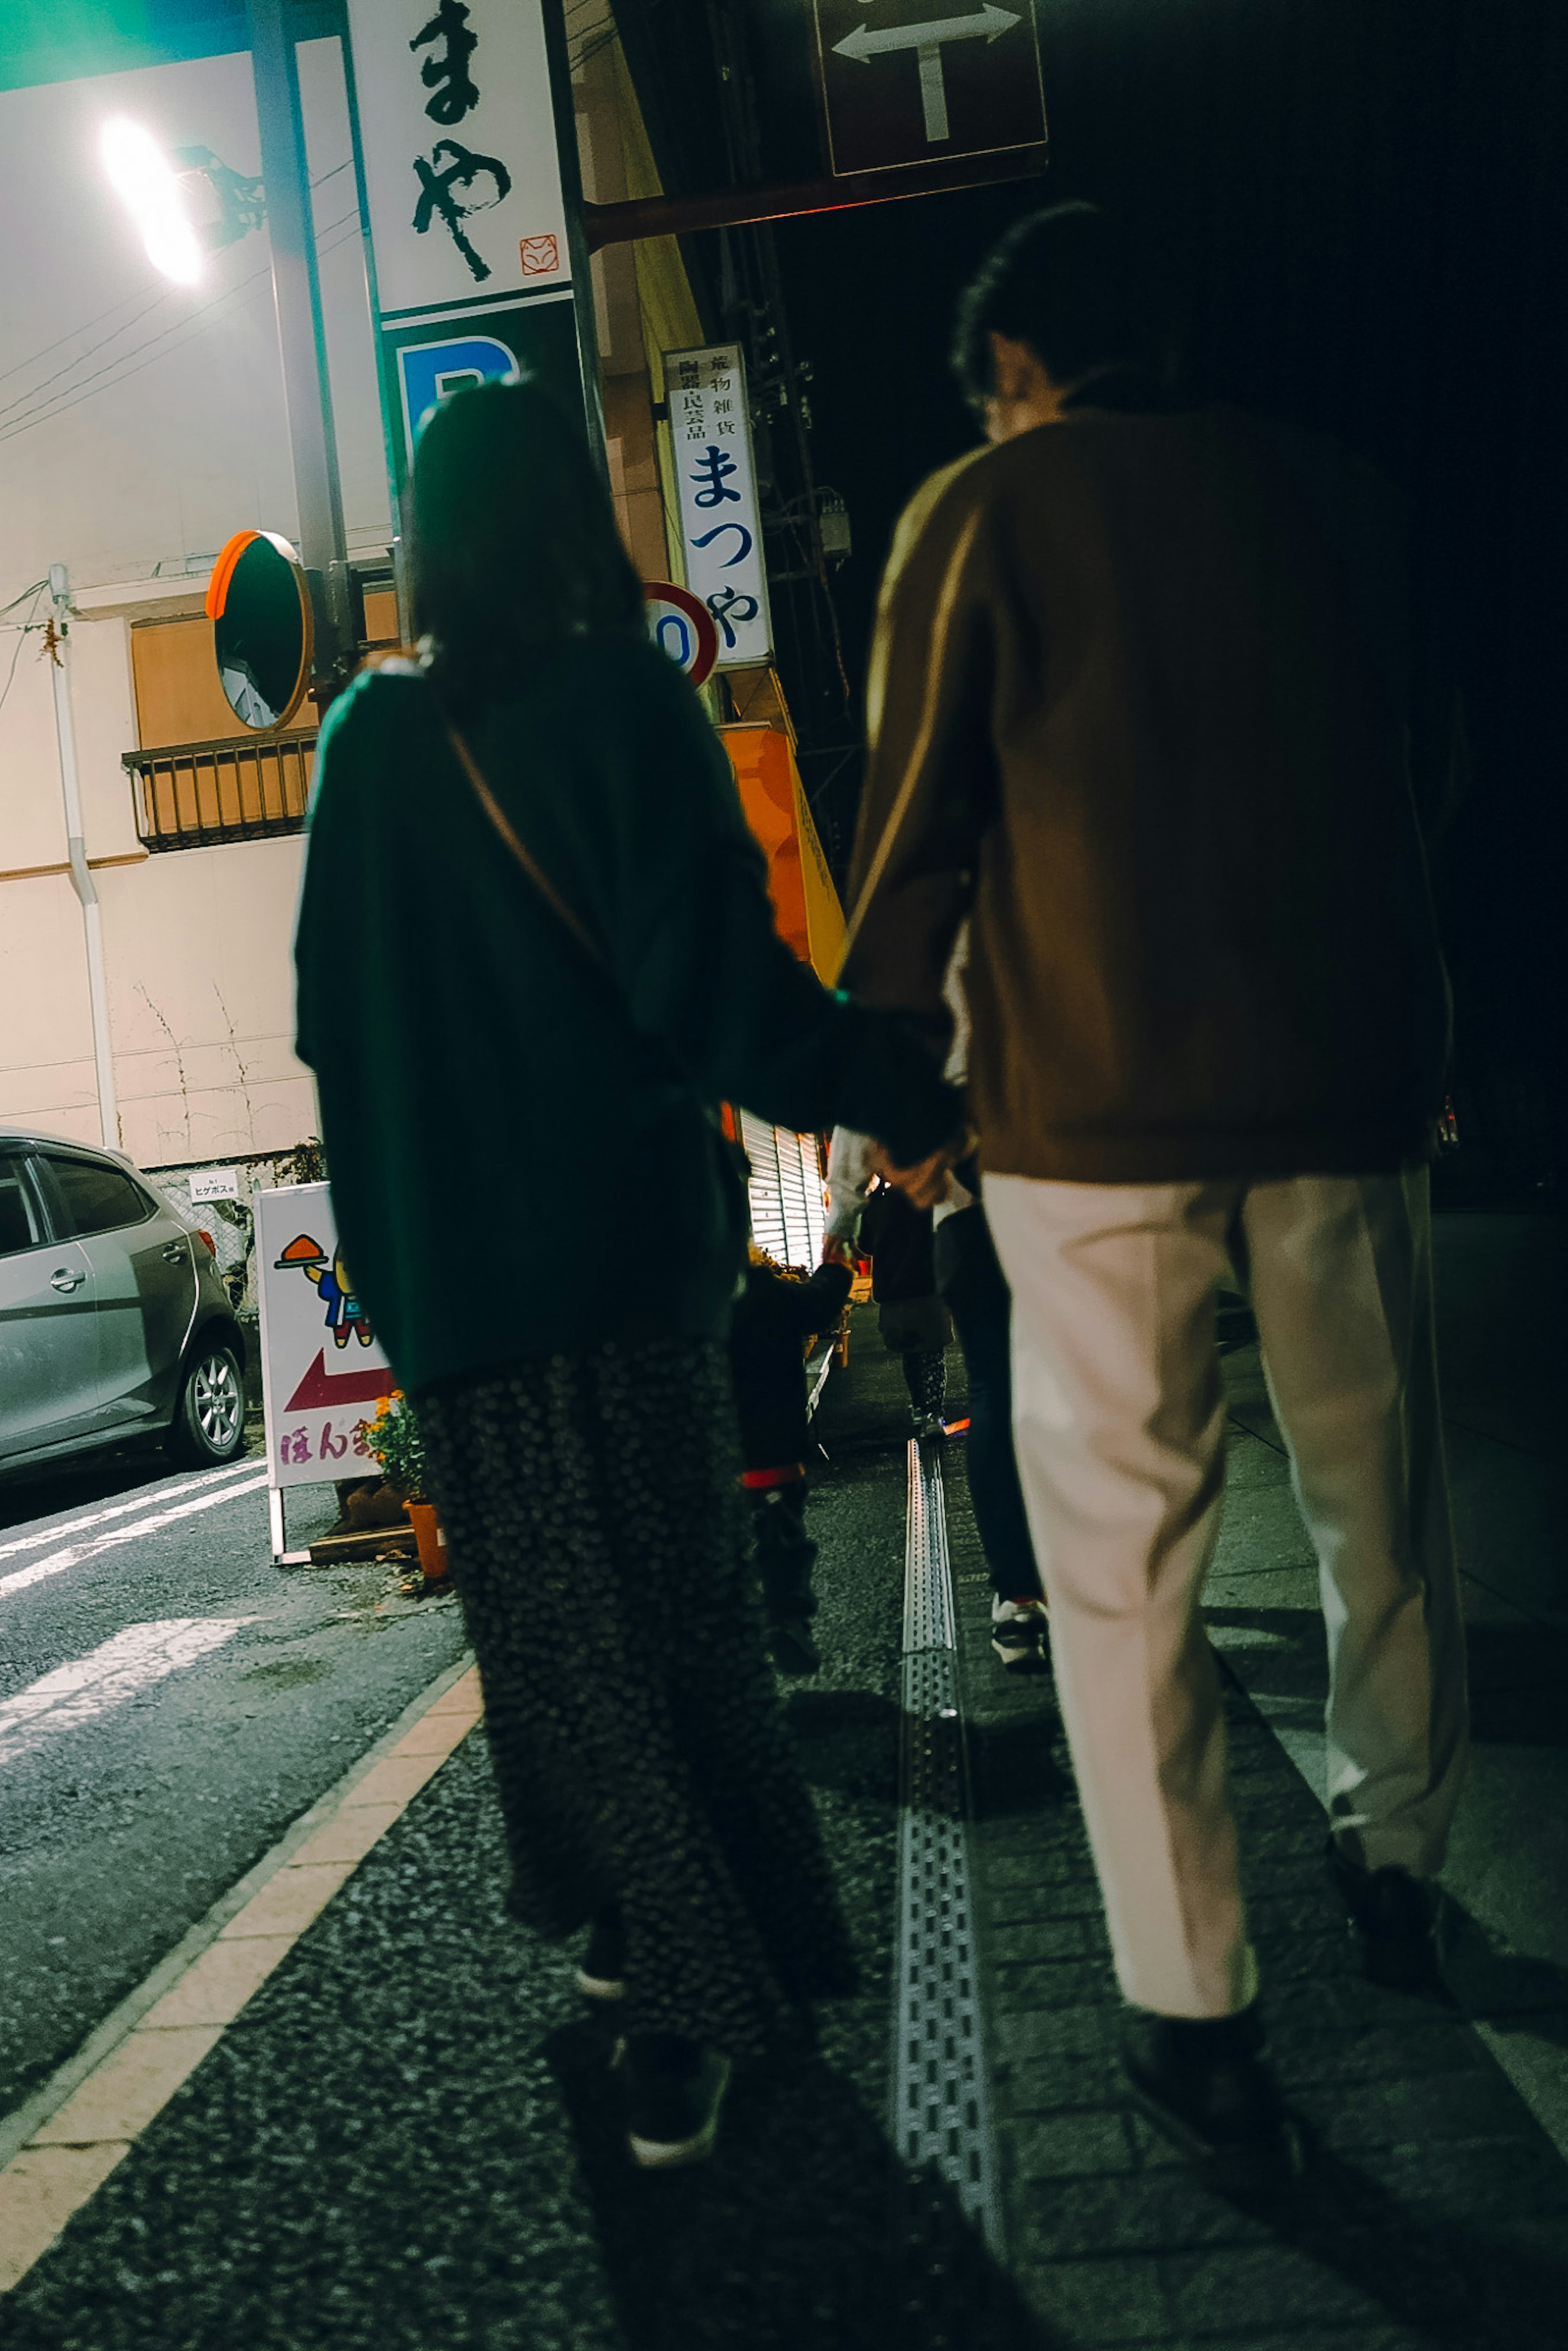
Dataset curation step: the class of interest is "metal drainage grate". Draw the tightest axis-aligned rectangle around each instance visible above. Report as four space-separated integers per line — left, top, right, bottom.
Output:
892 1436 1003 2260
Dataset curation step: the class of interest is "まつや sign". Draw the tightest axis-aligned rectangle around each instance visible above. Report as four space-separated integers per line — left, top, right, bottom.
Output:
665 345 773 671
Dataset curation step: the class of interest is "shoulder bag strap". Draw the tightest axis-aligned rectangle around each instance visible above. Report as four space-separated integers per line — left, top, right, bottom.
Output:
442 713 612 979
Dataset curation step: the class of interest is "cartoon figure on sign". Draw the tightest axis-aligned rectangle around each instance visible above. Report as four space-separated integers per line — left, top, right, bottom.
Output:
275 1235 374 1349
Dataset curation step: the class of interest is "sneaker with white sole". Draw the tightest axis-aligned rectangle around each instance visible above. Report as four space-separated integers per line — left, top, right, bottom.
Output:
991 1596 1050 1671
619 2034 731 2169
575 1907 626 2002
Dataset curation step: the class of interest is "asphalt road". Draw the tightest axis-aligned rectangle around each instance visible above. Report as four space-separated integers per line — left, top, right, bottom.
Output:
0 1439 468 2119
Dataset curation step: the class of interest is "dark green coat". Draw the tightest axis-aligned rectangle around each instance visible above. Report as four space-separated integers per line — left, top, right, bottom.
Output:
294 641 957 1391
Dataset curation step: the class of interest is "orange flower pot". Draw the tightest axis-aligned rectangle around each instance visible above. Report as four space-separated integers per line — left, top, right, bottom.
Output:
406 1500 449 1584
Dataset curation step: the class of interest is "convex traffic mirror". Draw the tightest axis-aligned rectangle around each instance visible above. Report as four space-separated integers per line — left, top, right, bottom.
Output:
206 530 314 729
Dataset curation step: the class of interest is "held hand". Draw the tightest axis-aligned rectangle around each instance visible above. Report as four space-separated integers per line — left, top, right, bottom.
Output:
870 1140 958 1211
821 1235 857 1268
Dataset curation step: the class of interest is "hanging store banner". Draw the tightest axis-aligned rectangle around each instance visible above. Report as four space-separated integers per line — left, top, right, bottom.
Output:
343 0 585 491
809 0 1047 178
665 344 774 671
345 0 569 317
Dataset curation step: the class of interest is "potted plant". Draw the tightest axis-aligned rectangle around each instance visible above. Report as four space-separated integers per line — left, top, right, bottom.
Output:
356 1393 449 1584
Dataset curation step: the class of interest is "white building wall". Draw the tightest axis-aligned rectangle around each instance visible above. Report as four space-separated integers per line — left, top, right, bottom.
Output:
0 41 388 1169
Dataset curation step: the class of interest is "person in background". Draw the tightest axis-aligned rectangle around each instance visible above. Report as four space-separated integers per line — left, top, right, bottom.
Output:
841 205 1463 2188
294 377 961 2173
826 1128 951 1437
931 1163 1049 1672
830 1121 1047 1665
727 1175 854 1676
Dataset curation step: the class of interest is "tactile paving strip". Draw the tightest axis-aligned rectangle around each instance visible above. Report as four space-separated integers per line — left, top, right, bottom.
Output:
892 1438 1003 2261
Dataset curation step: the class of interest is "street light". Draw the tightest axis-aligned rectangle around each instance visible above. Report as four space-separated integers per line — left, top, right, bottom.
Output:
100 117 204 285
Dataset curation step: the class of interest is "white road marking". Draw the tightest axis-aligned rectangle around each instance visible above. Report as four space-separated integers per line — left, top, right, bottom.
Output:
0 1618 255 1765
0 1457 261 1562
0 1473 270 1602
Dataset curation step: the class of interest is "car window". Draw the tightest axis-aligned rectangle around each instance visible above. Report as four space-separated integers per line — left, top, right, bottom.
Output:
42 1154 154 1239
0 1156 41 1257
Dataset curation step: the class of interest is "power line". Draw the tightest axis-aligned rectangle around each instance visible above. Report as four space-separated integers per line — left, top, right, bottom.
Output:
0 585 46 724
0 278 167 392
0 158 359 430
0 285 187 428
0 208 360 450
0 576 47 617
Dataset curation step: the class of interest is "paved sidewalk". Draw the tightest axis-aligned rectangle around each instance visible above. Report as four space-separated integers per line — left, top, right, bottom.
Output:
4 1219 1563 2349
0 1327 1040 2351
951 1209 1568 2349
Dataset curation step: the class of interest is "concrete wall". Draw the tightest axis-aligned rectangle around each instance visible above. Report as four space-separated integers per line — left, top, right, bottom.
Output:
0 42 383 1168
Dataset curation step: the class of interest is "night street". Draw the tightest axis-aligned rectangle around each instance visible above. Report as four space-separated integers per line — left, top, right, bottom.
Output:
4 0 1566 2338
0 1446 466 2123
2 1221 1566 2343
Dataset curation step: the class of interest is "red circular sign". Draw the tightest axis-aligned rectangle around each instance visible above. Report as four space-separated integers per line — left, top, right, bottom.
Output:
644 581 719 688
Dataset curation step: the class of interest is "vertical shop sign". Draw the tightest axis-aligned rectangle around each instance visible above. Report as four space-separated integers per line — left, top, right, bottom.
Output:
665 344 773 669
343 0 587 491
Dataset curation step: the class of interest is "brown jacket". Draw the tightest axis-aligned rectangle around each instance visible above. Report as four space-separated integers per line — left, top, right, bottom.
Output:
842 401 1451 1183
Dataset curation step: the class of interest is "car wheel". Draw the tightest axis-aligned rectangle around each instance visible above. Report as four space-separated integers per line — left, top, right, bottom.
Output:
171 1342 247 1464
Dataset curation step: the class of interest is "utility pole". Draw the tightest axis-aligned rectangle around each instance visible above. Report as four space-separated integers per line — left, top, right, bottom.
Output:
246 0 356 699
47 565 119 1151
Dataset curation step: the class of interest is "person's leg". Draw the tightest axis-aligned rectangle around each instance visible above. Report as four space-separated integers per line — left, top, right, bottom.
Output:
751 1480 822 1674
935 1207 1042 1606
985 1173 1255 2021
419 1342 853 2069
1242 1167 1468 1879
902 1345 947 1423
588 1337 855 2038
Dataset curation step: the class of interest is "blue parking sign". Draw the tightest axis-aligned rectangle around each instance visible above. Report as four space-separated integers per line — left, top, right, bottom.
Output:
396 334 519 453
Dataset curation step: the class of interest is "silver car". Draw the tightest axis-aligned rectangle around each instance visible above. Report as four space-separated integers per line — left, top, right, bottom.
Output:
0 1128 247 1476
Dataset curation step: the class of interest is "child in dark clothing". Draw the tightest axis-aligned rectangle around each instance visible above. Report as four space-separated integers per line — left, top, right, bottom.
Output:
728 1242 853 1676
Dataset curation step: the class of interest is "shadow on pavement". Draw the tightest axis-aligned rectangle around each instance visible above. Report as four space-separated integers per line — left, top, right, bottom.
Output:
1243 2145 1568 2351
546 2017 1062 2351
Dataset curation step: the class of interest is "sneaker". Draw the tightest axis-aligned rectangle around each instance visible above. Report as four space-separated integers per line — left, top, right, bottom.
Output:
991 1597 1050 1672
575 1907 626 2003
1121 2003 1303 2195
619 2034 731 2170
768 1615 822 1675
1326 1838 1446 1994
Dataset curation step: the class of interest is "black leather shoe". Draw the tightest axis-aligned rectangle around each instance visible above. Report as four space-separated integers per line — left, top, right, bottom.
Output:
1121 2003 1303 2195
1326 1838 1446 1993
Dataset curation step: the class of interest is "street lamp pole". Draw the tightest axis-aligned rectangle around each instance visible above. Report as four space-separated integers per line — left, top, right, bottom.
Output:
245 0 355 697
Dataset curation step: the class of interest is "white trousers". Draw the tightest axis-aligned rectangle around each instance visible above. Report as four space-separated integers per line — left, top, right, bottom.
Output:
984 1166 1468 2019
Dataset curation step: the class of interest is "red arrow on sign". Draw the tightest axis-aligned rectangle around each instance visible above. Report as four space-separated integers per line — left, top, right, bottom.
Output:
285 1350 394 1412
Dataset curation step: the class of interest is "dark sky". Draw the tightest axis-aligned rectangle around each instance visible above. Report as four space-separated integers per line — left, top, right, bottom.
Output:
753 0 1568 1187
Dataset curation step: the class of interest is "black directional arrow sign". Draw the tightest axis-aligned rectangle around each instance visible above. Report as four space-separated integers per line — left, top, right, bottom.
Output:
809 0 1047 178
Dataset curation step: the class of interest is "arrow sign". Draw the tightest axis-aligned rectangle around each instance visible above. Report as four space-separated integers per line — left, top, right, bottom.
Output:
284 1350 396 1413
833 6 1020 142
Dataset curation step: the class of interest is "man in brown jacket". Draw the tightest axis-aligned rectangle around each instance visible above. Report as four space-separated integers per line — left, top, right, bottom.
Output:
844 205 1466 2187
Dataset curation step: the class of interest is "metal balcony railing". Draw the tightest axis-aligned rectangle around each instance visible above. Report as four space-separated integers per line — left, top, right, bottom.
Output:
122 731 317 852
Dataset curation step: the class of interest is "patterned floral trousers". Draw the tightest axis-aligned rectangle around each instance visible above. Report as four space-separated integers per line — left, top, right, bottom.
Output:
416 1333 856 2057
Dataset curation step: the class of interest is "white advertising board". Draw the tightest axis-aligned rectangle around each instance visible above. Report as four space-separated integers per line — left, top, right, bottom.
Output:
255 1185 396 1530
344 0 570 319
665 344 774 670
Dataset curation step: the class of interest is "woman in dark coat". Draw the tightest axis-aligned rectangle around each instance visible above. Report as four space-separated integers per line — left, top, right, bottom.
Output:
293 379 958 2168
